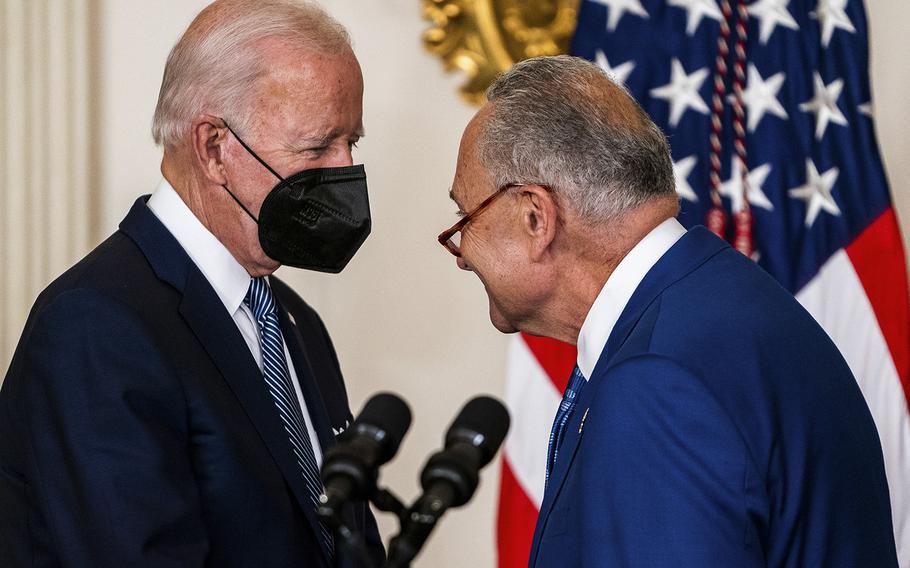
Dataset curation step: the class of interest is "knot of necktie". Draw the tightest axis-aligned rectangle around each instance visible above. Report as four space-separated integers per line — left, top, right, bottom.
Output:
244 277 276 324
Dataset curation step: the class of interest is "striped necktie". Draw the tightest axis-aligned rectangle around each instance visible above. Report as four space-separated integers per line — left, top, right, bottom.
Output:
244 277 335 561
546 365 587 488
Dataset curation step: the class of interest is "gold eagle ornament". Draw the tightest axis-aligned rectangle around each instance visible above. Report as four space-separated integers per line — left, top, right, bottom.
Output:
421 0 581 105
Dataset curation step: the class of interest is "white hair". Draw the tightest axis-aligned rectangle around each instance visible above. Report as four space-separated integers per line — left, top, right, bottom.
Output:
480 55 676 224
152 0 351 149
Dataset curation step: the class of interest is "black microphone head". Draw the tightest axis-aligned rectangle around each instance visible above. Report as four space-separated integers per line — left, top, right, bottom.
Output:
348 392 412 463
444 396 510 467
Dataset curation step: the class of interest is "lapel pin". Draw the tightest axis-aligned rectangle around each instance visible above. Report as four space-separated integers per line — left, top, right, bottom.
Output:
578 407 590 434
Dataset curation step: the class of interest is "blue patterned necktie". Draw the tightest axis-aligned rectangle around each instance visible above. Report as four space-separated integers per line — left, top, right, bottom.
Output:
546 365 587 488
244 277 334 561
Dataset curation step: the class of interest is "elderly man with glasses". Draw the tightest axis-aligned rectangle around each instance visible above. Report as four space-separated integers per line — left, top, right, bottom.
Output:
440 55 897 567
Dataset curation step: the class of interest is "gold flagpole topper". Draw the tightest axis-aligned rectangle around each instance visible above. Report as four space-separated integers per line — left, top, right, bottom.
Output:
421 0 581 105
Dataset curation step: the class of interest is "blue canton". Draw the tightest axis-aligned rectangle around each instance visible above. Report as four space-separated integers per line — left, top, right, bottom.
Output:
572 0 893 294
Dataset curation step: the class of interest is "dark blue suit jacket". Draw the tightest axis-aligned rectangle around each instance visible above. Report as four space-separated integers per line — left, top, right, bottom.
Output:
0 198 383 567
529 227 897 567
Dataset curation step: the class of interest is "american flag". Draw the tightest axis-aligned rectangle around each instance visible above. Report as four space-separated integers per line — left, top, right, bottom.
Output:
497 1 910 566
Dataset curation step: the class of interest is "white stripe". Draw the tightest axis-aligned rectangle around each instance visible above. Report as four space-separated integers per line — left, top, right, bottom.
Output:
261 338 285 357
265 383 304 422
796 249 910 566
503 335 562 508
280 416 311 451
265 378 303 415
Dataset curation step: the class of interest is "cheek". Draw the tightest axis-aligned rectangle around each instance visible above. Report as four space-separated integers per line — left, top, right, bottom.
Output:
465 238 523 294
246 174 280 218
461 221 500 261
227 157 275 210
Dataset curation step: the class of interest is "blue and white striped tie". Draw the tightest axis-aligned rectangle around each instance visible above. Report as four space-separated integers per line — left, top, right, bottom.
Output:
545 365 587 488
245 277 335 561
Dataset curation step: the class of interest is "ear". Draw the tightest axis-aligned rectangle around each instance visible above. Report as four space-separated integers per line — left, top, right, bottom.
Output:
517 185 558 261
190 114 230 185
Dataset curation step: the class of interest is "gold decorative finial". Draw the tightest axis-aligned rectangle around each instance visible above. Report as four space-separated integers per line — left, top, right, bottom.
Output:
421 0 581 106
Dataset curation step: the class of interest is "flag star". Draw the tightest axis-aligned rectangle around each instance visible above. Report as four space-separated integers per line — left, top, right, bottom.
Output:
673 155 699 202
810 0 856 48
595 50 636 86
788 159 841 227
590 0 649 32
649 59 710 128
668 0 722 36
748 0 799 44
859 101 873 117
719 159 774 213
799 73 848 140
740 64 788 132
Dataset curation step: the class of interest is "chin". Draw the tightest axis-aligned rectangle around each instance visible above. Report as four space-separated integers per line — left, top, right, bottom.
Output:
249 253 281 277
488 300 519 334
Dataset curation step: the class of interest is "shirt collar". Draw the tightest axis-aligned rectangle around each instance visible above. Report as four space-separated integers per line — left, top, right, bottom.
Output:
146 178 251 315
576 217 687 379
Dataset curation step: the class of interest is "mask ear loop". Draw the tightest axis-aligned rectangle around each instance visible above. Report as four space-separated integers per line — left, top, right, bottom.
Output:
221 183 260 224
223 122 285 182
217 120 287 224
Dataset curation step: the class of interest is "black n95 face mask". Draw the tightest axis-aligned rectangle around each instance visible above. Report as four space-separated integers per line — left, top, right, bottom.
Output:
221 122 371 273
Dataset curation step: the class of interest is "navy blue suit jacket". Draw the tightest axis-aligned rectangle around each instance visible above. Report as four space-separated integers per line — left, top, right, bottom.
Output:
529 227 897 567
0 198 383 567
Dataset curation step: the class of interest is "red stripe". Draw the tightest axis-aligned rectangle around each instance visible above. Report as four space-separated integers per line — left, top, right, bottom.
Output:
520 333 577 393
845 207 910 408
497 458 539 568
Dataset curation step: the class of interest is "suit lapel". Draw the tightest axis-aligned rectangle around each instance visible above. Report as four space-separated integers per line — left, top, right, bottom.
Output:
528 379 597 566
178 271 330 543
120 198 329 559
272 296 335 454
272 297 370 547
529 227 730 566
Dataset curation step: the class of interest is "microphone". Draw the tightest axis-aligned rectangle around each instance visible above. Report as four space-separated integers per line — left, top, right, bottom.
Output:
385 396 510 567
318 392 412 524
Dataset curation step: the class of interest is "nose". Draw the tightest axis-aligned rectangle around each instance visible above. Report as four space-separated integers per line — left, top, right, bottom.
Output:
456 256 471 271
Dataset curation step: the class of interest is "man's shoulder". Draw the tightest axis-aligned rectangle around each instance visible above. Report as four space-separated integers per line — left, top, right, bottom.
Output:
600 244 849 403
650 245 818 348
38 230 159 308
26 229 182 347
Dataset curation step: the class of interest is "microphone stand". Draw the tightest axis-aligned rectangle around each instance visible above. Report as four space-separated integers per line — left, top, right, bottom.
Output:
322 394 509 567
318 499 375 568
323 483 441 568
383 483 456 568
320 484 409 568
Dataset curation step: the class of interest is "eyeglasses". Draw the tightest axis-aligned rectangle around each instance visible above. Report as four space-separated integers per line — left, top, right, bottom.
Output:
437 183 523 257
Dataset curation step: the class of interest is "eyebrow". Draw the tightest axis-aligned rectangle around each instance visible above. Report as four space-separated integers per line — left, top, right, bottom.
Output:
448 187 468 215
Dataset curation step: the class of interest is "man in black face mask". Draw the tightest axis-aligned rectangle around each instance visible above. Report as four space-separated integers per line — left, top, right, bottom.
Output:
0 1 382 567
218 122 371 273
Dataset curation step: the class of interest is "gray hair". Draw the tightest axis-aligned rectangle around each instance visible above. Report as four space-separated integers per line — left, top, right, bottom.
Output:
152 0 351 149
480 55 676 223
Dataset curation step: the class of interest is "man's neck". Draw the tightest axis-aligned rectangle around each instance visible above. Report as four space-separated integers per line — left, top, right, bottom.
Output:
531 202 678 345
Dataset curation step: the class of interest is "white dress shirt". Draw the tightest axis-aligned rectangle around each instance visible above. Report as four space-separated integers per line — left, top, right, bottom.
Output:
147 179 324 465
576 218 687 379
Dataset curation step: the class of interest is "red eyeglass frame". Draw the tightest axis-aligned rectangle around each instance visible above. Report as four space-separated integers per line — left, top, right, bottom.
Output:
437 183 524 257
